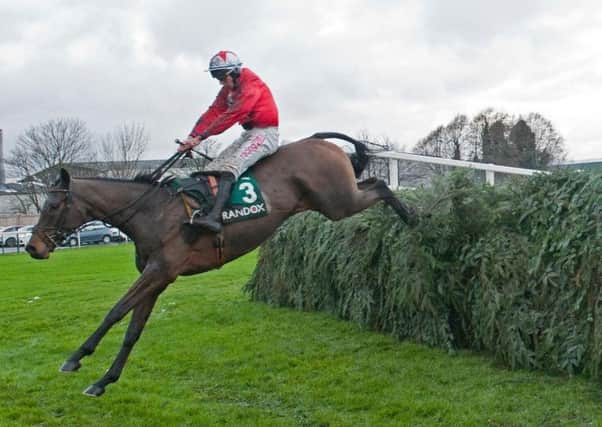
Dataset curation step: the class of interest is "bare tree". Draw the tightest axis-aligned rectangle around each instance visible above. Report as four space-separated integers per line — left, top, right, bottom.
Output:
413 115 471 179
99 122 149 178
414 115 469 161
356 129 396 151
414 109 567 173
445 114 468 160
7 118 94 212
356 129 394 183
7 195 34 214
524 113 567 168
413 125 450 176
415 125 445 157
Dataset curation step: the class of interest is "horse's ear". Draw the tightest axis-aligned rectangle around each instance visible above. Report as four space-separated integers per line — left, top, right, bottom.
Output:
59 168 70 189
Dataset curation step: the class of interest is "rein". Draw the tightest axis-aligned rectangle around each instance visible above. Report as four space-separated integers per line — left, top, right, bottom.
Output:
100 150 196 227
33 150 195 249
99 183 162 229
34 180 162 249
99 151 188 227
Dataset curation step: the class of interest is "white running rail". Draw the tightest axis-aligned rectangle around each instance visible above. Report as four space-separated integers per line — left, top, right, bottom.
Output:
372 151 546 188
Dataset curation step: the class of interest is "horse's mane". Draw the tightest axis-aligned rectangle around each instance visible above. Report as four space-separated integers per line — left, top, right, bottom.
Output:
133 173 157 184
72 175 156 185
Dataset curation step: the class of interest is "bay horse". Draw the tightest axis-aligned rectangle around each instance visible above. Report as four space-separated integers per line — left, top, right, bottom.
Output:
26 132 416 397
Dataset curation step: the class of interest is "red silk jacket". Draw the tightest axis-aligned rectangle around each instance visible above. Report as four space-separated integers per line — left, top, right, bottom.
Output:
190 68 279 138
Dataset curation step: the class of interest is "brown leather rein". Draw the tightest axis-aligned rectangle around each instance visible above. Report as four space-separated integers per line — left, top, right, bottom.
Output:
33 184 161 250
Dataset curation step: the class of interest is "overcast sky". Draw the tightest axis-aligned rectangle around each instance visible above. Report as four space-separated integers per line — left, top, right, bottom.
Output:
1 0 601 161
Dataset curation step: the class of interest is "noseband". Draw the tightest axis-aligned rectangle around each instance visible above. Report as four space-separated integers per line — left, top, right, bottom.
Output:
32 188 74 250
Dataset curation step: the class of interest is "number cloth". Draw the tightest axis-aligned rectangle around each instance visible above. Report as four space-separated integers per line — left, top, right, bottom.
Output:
221 171 268 224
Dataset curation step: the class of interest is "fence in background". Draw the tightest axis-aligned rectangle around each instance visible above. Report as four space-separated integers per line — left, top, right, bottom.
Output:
366 151 546 188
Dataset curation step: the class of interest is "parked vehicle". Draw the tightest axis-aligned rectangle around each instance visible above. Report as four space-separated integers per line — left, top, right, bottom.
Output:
84 221 128 242
63 222 127 247
18 225 35 246
1 225 24 247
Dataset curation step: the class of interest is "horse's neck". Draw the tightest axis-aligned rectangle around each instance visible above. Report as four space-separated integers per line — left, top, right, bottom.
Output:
74 178 159 232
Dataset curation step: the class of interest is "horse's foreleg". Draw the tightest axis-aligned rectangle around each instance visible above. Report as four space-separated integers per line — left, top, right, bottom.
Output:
60 263 172 373
82 294 159 397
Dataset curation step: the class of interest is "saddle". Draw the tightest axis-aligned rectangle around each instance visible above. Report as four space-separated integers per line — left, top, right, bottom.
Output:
165 172 268 225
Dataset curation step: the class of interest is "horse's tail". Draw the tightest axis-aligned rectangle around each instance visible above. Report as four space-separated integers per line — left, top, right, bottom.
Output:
310 132 369 178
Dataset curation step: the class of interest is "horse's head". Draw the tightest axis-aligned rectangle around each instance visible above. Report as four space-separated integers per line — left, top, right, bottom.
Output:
26 168 86 259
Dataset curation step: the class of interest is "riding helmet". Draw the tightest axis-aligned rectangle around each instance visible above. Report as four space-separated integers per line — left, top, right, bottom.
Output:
208 50 242 80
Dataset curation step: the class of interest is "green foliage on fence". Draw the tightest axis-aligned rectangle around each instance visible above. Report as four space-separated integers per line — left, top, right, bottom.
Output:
245 170 602 377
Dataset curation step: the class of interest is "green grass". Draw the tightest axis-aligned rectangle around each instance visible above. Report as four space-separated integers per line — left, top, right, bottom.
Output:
1 245 602 426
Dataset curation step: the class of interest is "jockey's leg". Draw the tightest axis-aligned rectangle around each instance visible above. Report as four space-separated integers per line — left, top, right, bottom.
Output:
203 127 279 179
190 172 235 232
189 127 279 232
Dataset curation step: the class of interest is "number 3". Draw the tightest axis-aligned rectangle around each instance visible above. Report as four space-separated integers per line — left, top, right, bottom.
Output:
239 182 257 203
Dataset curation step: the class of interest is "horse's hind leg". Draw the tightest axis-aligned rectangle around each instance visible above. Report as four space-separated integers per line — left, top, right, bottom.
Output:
363 179 417 225
357 177 378 190
83 294 159 397
320 178 417 225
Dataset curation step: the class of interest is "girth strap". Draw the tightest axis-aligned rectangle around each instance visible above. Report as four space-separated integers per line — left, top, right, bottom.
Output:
213 233 225 268
180 193 194 219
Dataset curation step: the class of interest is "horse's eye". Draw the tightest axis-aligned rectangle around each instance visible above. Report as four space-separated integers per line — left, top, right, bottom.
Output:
48 202 60 209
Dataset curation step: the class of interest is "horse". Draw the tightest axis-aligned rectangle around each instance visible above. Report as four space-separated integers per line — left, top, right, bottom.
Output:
25 132 416 397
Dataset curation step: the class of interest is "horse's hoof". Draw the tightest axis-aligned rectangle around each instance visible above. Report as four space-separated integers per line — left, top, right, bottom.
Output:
60 360 81 372
83 384 105 397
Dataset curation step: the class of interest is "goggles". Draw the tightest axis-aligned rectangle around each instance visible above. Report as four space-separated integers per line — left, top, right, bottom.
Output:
210 69 231 81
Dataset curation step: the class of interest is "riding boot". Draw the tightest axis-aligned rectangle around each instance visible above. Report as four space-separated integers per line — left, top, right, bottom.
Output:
189 172 235 233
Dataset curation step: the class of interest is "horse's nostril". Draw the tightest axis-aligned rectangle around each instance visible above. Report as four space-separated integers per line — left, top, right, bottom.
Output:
25 244 35 254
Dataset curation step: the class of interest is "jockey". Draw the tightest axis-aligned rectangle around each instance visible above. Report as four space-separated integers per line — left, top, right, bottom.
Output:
179 50 279 232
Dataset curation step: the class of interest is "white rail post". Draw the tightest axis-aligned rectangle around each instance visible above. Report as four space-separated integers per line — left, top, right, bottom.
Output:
388 158 399 189
485 170 495 185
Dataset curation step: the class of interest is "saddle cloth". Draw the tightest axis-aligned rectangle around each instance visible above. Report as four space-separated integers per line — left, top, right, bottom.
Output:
166 171 268 225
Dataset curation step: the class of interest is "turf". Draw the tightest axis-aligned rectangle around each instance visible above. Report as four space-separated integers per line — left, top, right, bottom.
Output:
1 245 602 426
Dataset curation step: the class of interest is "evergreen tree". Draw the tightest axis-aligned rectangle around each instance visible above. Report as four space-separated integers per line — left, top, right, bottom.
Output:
509 119 537 168
488 120 511 164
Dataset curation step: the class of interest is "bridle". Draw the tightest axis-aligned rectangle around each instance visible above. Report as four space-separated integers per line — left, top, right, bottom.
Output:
32 188 74 250
32 183 162 251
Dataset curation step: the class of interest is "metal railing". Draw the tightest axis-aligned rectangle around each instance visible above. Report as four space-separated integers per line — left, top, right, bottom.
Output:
0 229 130 255
370 151 546 188
0 229 33 254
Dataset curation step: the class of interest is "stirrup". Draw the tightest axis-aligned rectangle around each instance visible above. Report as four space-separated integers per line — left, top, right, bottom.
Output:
188 209 222 232
193 218 222 233
189 209 204 224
